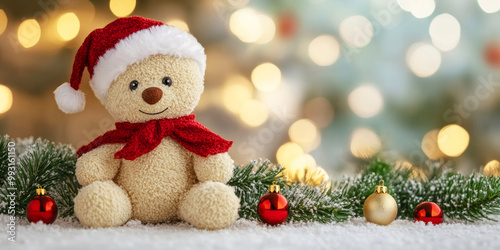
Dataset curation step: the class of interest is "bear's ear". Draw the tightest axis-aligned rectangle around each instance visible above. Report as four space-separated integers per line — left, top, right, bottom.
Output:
54 82 86 114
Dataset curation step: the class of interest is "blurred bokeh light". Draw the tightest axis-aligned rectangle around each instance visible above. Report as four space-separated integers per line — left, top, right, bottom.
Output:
438 124 470 157
0 85 13 114
17 19 40 48
57 13 80 41
308 35 340 66
0 10 7 35
110 0 135 17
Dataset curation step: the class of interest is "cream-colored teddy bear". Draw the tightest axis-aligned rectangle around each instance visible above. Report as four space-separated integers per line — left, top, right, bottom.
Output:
54 17 240 229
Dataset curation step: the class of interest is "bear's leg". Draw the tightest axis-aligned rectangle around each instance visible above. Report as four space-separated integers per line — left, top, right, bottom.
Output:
178 181 240 230
74 180 132 228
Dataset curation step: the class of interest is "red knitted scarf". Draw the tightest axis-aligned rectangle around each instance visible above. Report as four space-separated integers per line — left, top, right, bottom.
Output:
76 114 232 161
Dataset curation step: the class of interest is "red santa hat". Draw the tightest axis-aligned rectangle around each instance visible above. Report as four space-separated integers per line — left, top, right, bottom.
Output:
54 16 206 114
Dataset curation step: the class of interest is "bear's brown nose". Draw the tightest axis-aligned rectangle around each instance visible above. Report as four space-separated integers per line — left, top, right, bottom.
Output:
142 87 163 105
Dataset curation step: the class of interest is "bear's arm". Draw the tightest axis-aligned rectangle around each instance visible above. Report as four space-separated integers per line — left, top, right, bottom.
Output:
75 144 123 186
192 152 234 184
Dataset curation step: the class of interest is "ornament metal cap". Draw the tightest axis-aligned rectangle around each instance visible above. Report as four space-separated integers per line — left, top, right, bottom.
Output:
374 180 388 194
36 185 46 196
269 181 280 193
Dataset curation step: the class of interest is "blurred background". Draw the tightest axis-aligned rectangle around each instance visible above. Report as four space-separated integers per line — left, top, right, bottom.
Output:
1 0 500 181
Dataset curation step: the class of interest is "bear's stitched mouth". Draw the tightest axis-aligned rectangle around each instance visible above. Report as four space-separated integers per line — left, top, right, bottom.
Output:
139 107 169 115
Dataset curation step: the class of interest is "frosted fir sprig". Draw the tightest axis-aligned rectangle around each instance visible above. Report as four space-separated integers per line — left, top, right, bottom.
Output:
0 136 80 217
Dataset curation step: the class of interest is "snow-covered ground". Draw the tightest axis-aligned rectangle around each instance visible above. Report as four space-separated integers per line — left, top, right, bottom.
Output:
1 215 499 250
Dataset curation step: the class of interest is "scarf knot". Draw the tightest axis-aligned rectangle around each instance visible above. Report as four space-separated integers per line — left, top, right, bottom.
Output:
77 114 232 161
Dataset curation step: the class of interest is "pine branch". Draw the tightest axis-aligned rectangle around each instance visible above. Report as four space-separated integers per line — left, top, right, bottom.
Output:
1 136 499 223
283 184 352 223
334 160 500 221
333 160 413 218
0 138 80 217
228 160 351 223
0 136 10 187
398 174 500 221
228 160 287 220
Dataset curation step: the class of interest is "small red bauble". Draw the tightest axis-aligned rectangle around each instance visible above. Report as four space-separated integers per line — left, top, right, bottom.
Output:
258 182 289 225
26 186 58 224
413 202 443 225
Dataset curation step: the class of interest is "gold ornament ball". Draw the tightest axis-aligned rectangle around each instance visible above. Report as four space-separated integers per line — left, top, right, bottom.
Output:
363 181 398 226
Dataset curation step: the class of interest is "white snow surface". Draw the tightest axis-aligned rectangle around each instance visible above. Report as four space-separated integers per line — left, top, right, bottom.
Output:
1 215 499 250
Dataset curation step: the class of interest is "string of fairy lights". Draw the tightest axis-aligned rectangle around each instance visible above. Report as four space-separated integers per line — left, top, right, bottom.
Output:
1 0 500 181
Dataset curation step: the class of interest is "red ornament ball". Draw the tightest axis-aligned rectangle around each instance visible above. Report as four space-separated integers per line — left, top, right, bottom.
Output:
258 185 289 225
27 189 58 224
413 202 443 225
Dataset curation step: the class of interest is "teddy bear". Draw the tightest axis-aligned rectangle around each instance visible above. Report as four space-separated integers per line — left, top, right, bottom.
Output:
53 16 240 230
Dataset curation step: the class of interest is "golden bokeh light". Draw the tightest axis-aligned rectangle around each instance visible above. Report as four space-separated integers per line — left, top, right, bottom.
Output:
289 154 317 176
339 15 373 48
303 166 330 187
18 19 41 48
350 128 381 159
285 163 330 188
406 43 441 77
255 14 275 44
239 99 268 127
303 97 334 128
421 129 445 160
166 19 189 32
57 13 80 41
0 10 7 35
288 119 319 148
484 160 500 177
229 8 262 43
222 75 254 114
276 142 304 167
429 14 460 51
0 84 13 114
477 0 500 13
308 35 340 66
438 124 469 157
229 8 275 44
348 85 384 118
109 0 136 17
251 62 281 92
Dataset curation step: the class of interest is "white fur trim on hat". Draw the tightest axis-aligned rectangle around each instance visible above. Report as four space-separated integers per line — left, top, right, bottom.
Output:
54 82 86 114
90 25 206 103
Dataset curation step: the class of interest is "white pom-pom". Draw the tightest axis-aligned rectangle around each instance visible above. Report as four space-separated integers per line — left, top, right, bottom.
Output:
54 82 85 114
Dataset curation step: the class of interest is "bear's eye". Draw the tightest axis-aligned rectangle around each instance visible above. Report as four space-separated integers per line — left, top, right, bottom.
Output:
162 77 172 87
129 80 139 91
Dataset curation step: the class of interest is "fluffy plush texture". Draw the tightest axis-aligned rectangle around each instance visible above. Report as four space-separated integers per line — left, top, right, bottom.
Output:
75 144 122 186
194 153 234 183
53 82 86 114
73 53 239 229
104 54 204 123
179 182 241 230
74 180 132 228
54 16 205 113
91 25 206 103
